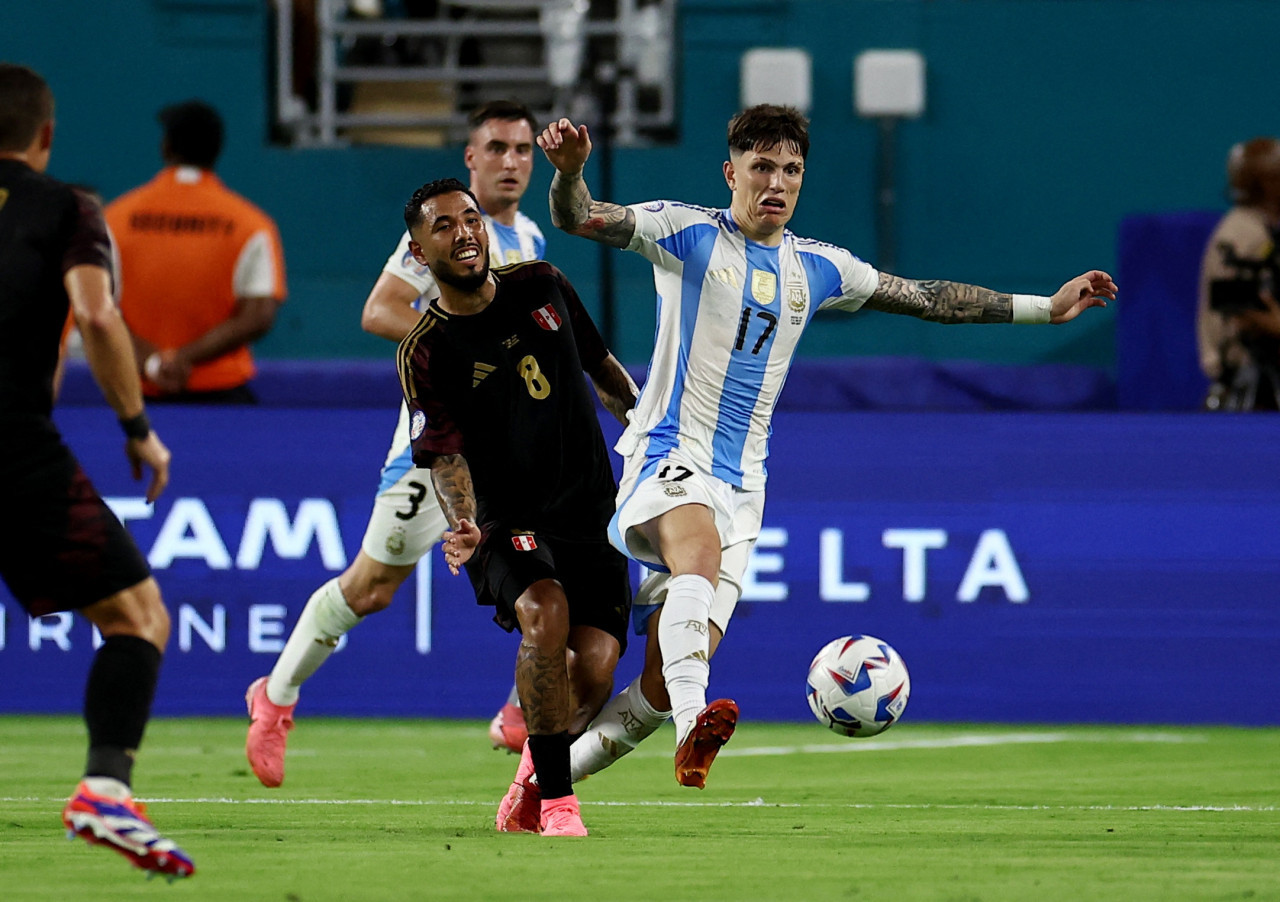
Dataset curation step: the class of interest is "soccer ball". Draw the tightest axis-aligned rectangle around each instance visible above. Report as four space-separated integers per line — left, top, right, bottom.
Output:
805 635 910 737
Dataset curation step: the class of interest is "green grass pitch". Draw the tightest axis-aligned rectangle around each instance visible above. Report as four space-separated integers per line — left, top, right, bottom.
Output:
1 716 1276 901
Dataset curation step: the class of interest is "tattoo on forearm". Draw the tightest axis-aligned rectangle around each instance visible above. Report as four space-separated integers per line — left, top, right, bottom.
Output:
549 172 635 247
866 273 1013 323
429 454 476 528
516 638 569 733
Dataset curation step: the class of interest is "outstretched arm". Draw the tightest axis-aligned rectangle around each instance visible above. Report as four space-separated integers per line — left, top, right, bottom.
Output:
588 352 639 425
538 118 636 247
864 270 1115 324
429 453 480 575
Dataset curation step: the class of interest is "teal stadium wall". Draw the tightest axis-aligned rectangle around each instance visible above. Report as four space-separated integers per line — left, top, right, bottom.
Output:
1 0 1272 369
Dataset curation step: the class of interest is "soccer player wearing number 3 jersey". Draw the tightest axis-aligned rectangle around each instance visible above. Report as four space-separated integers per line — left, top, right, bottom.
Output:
529 103 1117 797
396 179 638 836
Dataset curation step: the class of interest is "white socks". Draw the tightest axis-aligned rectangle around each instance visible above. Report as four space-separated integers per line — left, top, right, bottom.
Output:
569 676 671 782
658 573 715 746
83 776 130 800
266 578 361 706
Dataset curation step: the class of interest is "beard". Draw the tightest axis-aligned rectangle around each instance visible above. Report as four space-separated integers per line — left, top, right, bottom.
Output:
432 250 491 292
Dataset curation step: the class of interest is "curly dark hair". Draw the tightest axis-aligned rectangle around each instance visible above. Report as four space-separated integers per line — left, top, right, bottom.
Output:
403 177 480 231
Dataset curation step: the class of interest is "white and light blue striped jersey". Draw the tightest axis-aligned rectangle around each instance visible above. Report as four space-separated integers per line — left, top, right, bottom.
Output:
376 209 545 493
618 201 879 491
380 210 546 311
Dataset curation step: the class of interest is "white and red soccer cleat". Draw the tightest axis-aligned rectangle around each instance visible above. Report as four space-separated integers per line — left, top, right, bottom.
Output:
245 676 295 788
539 794 588 837
674 698 739 789
495 739 541 833
63 781 195 880
488 701 528 754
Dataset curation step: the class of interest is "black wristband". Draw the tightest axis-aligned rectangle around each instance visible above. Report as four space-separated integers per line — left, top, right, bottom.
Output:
119 411 151 441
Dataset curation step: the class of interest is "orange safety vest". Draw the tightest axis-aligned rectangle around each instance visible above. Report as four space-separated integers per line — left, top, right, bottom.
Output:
106 167 286 394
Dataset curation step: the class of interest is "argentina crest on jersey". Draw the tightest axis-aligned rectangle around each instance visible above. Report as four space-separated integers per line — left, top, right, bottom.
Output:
785 272 808 325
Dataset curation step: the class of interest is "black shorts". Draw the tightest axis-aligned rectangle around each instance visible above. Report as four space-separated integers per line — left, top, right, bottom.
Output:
465 528 631 651
0 433 151 617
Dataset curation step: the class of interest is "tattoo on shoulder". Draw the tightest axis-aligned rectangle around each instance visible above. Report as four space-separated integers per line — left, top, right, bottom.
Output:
866 273 1012 324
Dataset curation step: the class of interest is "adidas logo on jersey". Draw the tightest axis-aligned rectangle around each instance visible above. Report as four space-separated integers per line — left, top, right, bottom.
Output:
473 362 497 387
708 267 739 288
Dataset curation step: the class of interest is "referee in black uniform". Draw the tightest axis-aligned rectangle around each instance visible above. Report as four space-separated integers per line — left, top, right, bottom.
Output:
0 64 193 879
397 178 637 837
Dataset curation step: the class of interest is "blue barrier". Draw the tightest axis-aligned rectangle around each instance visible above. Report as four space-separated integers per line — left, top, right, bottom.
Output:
1115 210 1220 411
3 406 1278 725
57 356 1116 411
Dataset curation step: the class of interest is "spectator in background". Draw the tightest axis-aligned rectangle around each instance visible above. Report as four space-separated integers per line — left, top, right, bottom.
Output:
1198 137 1280 411
106 100 286 404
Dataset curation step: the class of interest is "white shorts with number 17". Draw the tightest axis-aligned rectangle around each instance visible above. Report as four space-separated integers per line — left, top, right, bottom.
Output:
608 446 764 635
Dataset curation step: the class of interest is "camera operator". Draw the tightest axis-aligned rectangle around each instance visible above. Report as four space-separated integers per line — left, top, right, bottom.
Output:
1198 136 1280 410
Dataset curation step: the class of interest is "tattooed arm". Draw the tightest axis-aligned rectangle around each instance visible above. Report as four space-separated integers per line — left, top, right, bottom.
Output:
538 117 636 247
864 270 1117 325
588 352 639 425
864 273 1013 323
429 453 480 574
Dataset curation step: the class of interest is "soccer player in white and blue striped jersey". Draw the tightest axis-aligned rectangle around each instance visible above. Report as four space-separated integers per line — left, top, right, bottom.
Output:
536 104 1117 791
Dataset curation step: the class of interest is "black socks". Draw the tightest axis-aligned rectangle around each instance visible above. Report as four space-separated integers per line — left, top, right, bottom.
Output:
83 634 162 786
527 731 572 799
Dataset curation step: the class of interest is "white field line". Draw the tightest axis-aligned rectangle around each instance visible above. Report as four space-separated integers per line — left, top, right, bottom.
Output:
2 796 1273 812
121 729 1206 759
7 731 1256 811
704 730 1207 759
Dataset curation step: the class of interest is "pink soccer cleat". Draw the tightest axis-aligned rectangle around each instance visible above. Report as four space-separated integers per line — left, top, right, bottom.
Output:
488 701 528 754
495 739 541 833
539 794 588 837
674 698 739 789
245 676 295 788
62 781 195 880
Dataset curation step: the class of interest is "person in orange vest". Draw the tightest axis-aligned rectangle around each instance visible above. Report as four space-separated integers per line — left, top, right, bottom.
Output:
107 100 286 403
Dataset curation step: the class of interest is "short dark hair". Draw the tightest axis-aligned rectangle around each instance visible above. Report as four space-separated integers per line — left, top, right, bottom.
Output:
727 104 810 160
159 99 224 168
467 99 538 140
404 178 480 231
0 63 53 153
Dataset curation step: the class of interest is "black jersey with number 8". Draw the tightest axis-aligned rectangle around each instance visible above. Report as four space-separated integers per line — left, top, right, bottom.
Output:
397 261 617 539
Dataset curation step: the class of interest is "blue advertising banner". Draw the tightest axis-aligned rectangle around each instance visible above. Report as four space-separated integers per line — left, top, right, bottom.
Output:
3 406 1278 725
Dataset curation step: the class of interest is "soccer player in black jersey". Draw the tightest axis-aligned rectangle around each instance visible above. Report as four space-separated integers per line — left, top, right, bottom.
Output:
397 178 637 836
0 64 194 879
